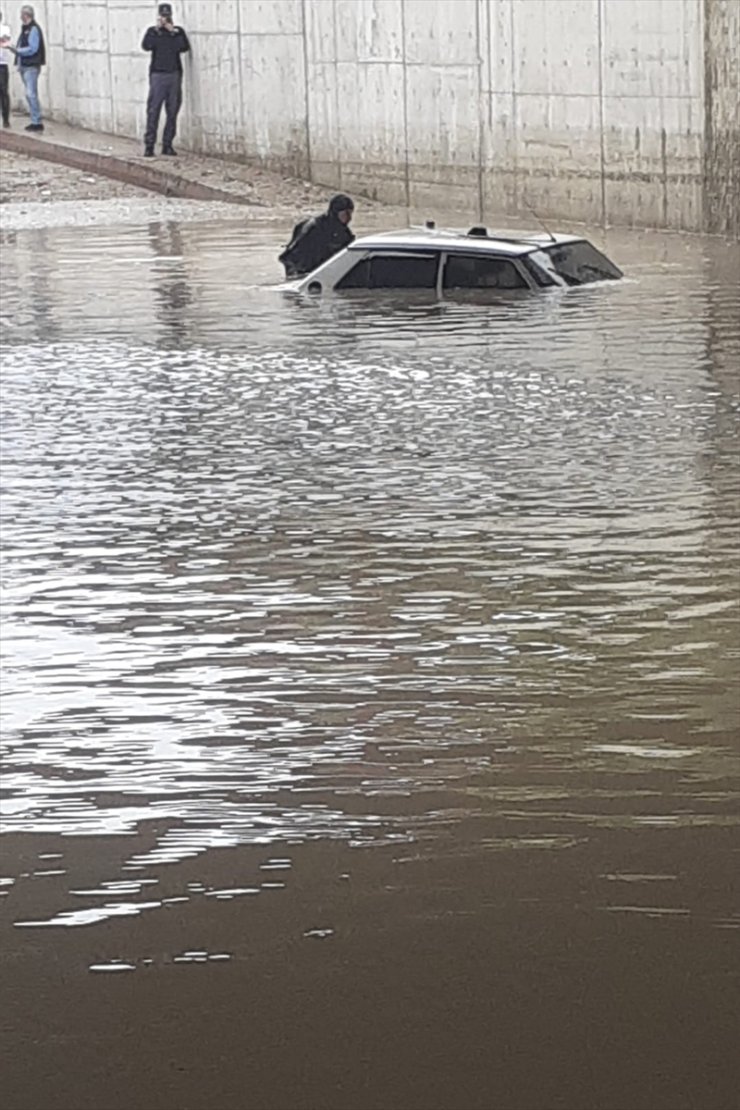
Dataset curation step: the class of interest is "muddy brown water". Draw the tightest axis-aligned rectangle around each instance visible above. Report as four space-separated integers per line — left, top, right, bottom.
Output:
1 207 739 1110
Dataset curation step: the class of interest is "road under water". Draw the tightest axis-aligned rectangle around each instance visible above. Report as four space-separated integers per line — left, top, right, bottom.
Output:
1 203 739 1110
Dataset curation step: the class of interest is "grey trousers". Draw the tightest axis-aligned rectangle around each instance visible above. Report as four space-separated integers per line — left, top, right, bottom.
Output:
145 71 182 149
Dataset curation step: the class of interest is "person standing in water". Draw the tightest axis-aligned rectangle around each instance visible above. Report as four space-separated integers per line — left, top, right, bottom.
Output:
279 195 355 278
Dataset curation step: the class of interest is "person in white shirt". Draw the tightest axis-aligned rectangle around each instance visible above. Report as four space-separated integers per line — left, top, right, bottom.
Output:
0 10 11 128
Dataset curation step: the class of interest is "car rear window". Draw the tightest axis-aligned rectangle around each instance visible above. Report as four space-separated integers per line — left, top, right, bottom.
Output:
443 254 528 290
544 241 622 285
337 253 439 290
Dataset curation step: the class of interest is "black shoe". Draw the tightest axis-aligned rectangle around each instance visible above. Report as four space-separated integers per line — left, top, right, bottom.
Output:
25 123 44 132
144 146 155 157
161 146 177 156
2 120 9 129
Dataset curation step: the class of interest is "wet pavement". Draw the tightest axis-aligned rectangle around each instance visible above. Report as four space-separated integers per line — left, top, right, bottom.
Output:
1 201 739 1110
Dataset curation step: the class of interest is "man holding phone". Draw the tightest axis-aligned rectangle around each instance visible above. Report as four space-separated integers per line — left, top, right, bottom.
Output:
141 3 190 157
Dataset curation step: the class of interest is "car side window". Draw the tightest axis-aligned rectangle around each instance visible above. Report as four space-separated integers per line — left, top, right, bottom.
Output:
443 254 528 290
336 253 439 290
521 254 558 287
336 257 371 289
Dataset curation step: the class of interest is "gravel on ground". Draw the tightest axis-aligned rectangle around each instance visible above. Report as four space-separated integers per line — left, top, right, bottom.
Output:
0 149 152 204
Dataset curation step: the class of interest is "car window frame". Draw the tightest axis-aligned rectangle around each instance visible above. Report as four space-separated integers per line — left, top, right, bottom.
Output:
440 251 537 293
334 250 442 292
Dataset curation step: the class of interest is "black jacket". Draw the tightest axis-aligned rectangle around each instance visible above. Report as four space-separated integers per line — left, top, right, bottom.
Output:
142 24 190 74
279 213 354 278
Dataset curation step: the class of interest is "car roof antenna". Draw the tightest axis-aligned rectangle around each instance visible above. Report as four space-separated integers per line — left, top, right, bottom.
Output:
523 200 557 243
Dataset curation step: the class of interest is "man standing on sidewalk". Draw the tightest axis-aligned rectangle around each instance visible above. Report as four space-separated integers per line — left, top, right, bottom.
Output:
9 5 45 132
142 3 190 157
0 11 12 128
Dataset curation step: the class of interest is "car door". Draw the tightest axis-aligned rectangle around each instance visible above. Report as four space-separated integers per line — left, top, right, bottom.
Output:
441 252 534 293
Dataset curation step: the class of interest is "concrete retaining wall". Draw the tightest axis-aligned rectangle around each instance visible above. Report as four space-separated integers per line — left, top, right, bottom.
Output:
704 0 740 235
11 0 740 233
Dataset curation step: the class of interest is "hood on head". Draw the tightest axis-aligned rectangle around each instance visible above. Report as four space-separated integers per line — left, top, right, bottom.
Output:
328 194 354 217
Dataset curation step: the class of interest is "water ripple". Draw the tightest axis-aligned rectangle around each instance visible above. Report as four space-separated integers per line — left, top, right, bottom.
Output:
1 218 738 896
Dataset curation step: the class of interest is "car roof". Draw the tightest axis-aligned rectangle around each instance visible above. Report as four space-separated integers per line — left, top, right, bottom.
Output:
350 227 582 256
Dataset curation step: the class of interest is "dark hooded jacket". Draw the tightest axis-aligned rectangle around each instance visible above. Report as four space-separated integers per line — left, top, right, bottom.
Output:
279 195 355 278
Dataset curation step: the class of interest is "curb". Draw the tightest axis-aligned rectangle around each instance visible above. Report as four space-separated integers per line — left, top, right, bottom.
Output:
0 130 262 207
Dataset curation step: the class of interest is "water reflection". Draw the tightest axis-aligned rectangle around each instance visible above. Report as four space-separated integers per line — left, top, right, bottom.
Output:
0 212 739 924
147 221 194 340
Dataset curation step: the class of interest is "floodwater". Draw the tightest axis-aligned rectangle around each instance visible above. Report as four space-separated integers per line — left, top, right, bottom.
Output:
1 201 739 1110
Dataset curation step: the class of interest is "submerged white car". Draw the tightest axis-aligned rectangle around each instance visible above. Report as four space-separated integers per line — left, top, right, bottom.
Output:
283 224 623 295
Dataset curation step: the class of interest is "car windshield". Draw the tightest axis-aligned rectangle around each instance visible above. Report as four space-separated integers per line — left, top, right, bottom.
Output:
544 241 622 285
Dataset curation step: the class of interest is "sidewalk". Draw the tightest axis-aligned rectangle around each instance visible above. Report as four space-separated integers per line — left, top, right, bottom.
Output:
0 116 340 212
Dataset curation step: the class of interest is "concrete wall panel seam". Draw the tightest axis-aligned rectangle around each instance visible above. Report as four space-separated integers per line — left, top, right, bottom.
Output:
597 0 607 227
301 0 313 183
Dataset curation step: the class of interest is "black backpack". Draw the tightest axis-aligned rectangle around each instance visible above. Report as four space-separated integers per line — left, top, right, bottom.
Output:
278 218 315 273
